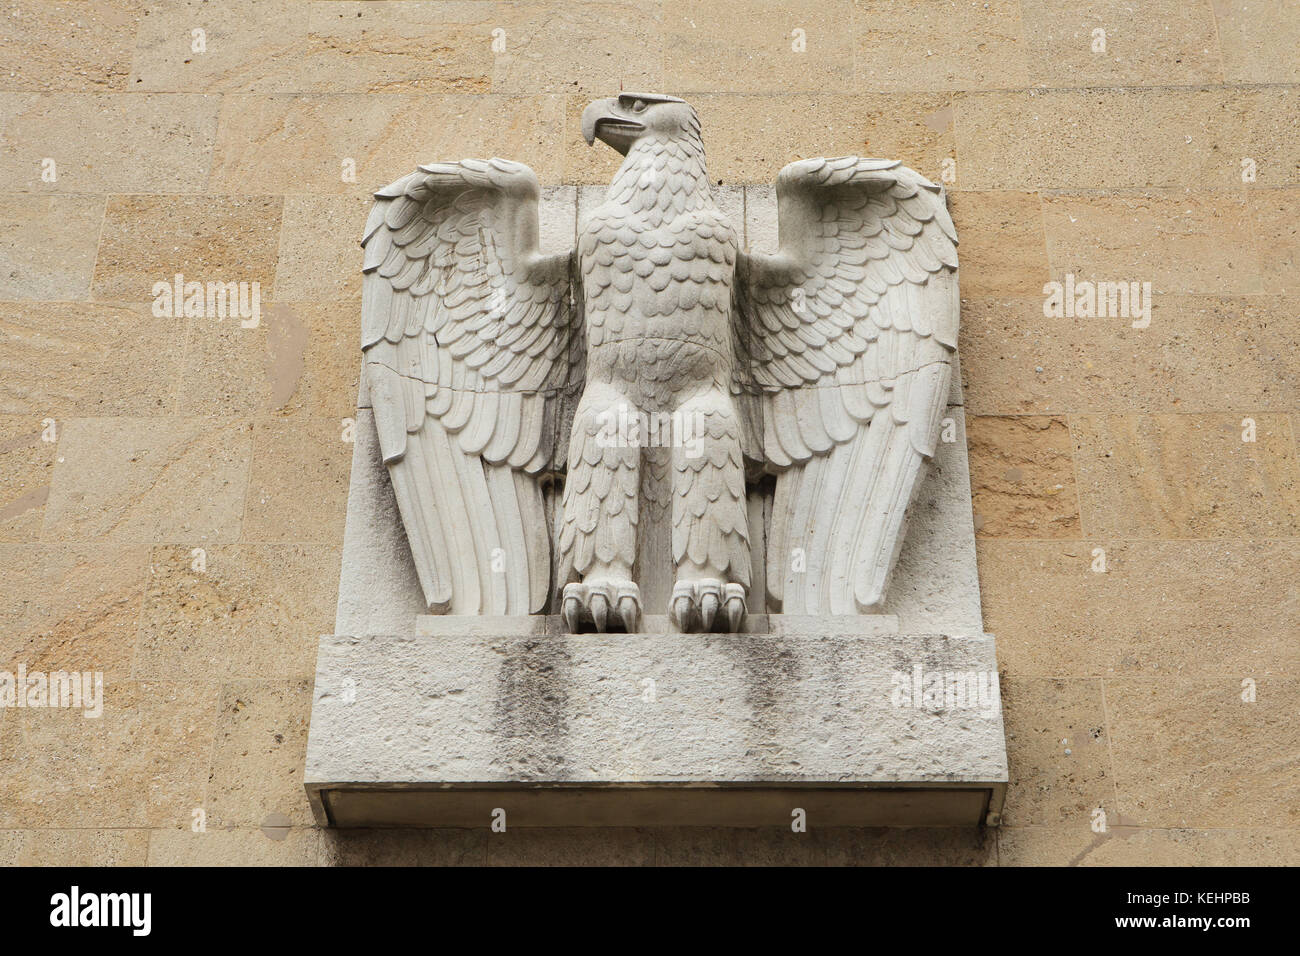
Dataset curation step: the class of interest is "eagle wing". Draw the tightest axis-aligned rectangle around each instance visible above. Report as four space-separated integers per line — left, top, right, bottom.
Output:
736 156 959 614
362 158 580 615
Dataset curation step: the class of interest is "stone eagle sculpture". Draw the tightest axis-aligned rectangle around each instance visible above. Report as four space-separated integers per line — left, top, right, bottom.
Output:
361 93 958 634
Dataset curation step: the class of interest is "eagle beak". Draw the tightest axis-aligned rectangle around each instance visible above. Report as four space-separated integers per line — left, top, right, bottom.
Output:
581 97 642 154
580 99 606 146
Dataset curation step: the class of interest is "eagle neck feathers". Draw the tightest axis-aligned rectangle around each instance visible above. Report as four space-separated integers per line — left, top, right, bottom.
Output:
607 134 712 222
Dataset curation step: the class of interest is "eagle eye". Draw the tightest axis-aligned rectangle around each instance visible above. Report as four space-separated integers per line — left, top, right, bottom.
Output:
631 99 647 114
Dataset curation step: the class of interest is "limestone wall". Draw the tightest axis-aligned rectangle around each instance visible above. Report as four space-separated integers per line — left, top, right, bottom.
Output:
0 0 1296 866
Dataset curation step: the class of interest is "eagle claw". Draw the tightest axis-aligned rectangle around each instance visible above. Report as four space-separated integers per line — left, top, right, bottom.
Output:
561 580 641 633
670 580 746 633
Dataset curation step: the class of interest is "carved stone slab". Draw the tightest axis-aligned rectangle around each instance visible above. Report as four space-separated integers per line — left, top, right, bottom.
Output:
305 622 1006 828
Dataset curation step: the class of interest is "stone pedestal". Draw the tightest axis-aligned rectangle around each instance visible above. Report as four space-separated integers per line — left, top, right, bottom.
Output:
304 380 1008 828
305 618 1006 828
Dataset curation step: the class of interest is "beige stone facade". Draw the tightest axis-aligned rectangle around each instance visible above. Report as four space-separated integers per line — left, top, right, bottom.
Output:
0 0 1296 865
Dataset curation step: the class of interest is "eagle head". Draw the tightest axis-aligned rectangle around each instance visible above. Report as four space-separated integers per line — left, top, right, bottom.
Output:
581 93 699 155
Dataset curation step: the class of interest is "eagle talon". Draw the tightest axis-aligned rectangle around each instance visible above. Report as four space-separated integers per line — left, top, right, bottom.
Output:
561 580 641 633
699 589 720 631
670 593 694 632
724 584 746 632
590 592 609 632
618 595 640 633
562 594 582 633
671 580 746 633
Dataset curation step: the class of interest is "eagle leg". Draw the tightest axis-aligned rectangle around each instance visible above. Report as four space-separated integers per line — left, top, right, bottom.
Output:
558 383 641 632
669 391 751 633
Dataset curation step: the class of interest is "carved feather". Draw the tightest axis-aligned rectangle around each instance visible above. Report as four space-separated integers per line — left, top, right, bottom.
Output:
361 159 580 615
736 157 959 615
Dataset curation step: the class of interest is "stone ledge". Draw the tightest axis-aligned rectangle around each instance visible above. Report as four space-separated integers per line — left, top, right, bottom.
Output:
413 613 902 636
316 785 996 829
305 621 1008 828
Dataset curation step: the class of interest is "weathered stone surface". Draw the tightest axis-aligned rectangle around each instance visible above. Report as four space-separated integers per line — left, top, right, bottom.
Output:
0 302 184 417
275 195 372 301
0 680 218 829
206 680 315 827
132 0 496 95
0 543 148 679
493 2 664 95
1213 0 1300 83
42 418 253 543
0 0 140 92
998 825 1300 867
979 539 1300 677
92 195 283 302
305 624 1007 827
263 302 362 420
966 416 1081 538
853 0 1027 92
175 308 275 417
175 301 358 419
955 89 1295 191
0 828 150 866
1042 192 1264 295
946 192 1049 297
0 417 56 542
209 94 567 195
1106 678 1300 829
242 417 352 543
1071 414 1300 538
0 93 220 192
1020 0 1223 87
133 544 338 681
998 677 1111 827
960 295 1300 415
146 827 324 866
664 0 854 93
1251 187 1300 293
0 195 105 300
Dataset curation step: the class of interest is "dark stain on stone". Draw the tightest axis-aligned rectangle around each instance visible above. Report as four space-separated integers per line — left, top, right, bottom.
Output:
0 430 43 455
922 104 954 133
715 636 803 773
0 485 49 521
260 812 292 841
492 637 573 781
265 303 307 411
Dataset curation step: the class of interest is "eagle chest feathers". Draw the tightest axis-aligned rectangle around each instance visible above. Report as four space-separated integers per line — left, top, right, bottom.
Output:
578 178 738 400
